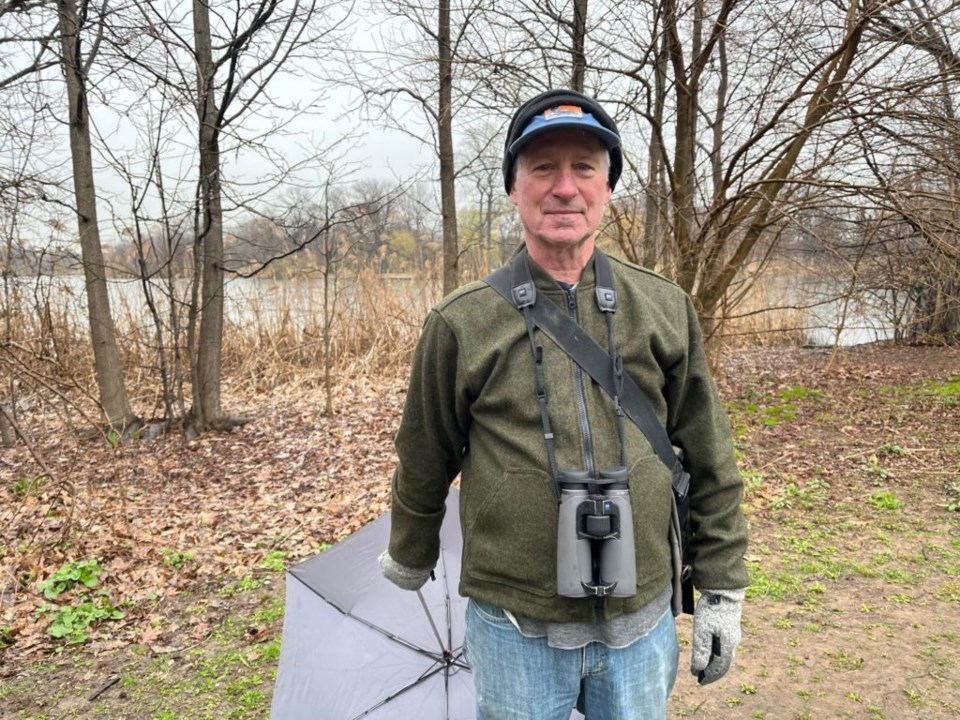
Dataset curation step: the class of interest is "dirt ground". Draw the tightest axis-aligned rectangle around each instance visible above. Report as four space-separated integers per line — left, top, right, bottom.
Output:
668 345 960 719
1 344 958 719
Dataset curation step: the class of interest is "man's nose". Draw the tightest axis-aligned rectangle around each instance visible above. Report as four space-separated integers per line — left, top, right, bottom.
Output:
550 166 578 198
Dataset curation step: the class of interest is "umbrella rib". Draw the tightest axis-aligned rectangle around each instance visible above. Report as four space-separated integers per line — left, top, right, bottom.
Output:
350 659 447 720
417 588 446 652
347 613 442 662
289 573 445 662
440 548 453 654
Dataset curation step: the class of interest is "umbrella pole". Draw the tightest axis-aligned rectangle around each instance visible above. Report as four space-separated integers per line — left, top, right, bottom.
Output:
416 588 447 654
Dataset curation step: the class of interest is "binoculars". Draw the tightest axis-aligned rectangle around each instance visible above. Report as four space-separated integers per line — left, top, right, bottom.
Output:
556 466 636 598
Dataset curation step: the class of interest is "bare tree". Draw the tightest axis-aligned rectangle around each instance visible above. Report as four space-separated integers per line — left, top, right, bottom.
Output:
457 120 512 276
187 0 227 433
351 0 485 294
57 0 138 433
274 182 350 416
861 1 960 342
436 0 459 293
570 0 588 91
92 0 354 434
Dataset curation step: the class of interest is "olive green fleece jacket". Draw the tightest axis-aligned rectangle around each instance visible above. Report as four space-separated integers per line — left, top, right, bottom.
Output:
387 252 748 623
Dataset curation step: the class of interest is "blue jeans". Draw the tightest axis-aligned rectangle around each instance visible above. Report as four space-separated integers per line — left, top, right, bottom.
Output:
464 599 679 720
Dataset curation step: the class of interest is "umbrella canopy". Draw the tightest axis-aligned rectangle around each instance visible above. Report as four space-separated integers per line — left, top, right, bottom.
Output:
270 489 583 719
270 489 471 719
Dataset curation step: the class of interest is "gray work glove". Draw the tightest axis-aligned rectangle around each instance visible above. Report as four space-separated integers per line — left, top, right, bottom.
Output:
377 550 433 591
691 588 744 685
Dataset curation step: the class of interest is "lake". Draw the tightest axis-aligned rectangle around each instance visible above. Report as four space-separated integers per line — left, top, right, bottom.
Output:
6 273 895 347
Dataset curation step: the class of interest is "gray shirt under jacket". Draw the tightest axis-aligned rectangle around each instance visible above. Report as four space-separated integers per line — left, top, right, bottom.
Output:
508 584 674 650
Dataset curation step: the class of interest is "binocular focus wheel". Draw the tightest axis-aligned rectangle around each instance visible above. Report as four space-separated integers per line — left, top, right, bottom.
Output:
585 513 612 537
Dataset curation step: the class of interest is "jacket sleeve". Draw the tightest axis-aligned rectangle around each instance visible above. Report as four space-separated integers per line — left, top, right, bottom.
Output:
665 294 749 591
387 309 470 571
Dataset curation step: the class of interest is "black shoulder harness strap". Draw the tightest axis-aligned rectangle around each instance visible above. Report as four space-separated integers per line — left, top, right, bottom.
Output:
485 248 688 497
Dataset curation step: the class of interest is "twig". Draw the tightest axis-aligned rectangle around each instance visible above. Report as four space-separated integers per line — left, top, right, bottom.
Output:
88 676 120 701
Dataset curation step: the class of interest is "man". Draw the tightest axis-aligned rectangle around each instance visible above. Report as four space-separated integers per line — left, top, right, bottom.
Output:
379 89 748 719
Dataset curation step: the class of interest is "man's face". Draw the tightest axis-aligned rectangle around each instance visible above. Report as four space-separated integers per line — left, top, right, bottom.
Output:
509 129 612 254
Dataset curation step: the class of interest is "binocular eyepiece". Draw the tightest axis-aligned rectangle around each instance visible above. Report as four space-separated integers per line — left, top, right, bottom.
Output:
556 467 636 598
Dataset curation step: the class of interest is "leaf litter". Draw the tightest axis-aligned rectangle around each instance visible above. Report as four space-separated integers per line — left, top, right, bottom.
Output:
0 344 958 718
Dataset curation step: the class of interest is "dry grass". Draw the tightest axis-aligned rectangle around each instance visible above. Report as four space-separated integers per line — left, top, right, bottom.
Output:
221 269 437 391
715 269 825 349
1 269 438 437
2 264 853 437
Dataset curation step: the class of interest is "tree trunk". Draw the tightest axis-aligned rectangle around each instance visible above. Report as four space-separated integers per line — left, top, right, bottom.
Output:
189 0 225 432
643 31 669 272
57 0 137 433
570 0 588 92
438 0 459 295
662 0 701 295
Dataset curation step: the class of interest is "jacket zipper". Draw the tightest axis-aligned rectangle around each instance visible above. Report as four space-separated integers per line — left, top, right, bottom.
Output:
565 288 596 478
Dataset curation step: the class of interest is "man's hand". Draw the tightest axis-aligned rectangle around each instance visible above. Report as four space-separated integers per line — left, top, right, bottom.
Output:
691 588 744 685
378 550 433 591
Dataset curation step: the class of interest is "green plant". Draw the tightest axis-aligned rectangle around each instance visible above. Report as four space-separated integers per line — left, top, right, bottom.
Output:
868 490 901 510
261 639 281 662
35 558 124 643
827 648 864 671
161 548 195 570
903 687 922 704
37 595 124 644
746 562 801 601
0 625 14 649
238 574 262 591
771 477 829 510
921 377 960 405
864 455 890 479
252 599 284 624
935 581 960 603
740 467 764 494
780 385 821 402
8 475 49 497
257 550 288 572
947 483 960 512
38 559 102 599
761 402 797 427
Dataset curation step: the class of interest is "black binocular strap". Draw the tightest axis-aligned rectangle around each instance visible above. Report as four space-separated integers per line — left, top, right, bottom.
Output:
486 250 687 495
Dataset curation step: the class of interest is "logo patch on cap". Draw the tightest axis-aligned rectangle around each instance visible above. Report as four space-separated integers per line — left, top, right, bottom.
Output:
542 105 584 121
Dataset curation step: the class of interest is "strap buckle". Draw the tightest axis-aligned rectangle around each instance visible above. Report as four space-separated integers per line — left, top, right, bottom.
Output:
595 286 617 313
512 281 537 309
